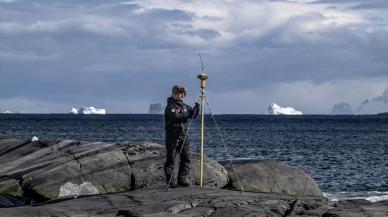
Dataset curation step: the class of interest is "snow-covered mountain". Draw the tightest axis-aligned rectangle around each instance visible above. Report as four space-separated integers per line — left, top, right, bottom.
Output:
357 87 388 114
331 102 354 115
267 103 303 115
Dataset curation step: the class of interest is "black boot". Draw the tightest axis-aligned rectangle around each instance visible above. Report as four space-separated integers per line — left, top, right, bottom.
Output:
177 176 191 187
166 174 177 188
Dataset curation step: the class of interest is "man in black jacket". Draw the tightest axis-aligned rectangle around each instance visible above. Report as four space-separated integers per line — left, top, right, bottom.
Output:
164 85 200 188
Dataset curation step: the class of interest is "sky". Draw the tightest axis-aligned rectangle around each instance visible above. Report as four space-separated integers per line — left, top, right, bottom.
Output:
0 0 387 114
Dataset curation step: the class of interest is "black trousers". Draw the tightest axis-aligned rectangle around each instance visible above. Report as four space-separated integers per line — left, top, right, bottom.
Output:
164 137 191 180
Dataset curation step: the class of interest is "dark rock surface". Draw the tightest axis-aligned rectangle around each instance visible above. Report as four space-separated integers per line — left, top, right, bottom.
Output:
0 193 24 208
0 186 331 217
0 133 13 140
0 138 228 203
1 186 387 217
226 160 322 197
322 199 388 217
1 137 387 216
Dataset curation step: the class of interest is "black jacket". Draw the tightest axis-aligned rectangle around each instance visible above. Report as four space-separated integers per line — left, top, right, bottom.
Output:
165 97 199 140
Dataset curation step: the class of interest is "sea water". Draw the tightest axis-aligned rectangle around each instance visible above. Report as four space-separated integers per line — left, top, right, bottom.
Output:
1 114 387 202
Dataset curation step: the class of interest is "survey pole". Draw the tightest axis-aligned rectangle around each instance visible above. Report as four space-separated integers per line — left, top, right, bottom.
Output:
197 72 208 188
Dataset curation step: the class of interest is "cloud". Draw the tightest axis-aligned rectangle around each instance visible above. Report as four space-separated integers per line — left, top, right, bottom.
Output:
0 0 16 3
352 2 388 10
0 16 128 35
206 78 388 114
0 97 70 113
0 0 387 113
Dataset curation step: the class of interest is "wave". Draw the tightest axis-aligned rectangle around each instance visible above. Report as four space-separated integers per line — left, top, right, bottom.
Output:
323 191 388 203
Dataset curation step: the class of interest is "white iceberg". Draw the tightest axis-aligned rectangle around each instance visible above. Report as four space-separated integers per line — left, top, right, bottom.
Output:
69 107 106 115
267 103 303 115
70 108 78 114
3 110 12 114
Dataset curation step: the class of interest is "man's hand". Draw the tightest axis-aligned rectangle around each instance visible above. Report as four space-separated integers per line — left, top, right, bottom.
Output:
192 102 200 119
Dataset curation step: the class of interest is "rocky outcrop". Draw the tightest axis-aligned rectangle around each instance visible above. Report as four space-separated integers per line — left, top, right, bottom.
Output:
0 186 332 216
323 199 388 217
225 160 322 197
0 138 228 203
0 193 24 208
1 186 387 217
2 137 386 216
0 133 13 140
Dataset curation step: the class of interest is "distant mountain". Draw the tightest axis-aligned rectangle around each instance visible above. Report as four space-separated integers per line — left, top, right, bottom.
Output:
149 103 163 114
357 87 388 114
331 102 353 115
267 103 303 115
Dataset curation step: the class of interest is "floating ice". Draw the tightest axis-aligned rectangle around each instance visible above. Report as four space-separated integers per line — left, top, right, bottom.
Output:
267 103 303 115
70 108 78 114
69 107 106 115
31 136 39 142
3 110 12 114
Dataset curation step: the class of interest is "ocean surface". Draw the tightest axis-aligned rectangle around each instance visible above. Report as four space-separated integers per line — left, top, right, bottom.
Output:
1 114 388 202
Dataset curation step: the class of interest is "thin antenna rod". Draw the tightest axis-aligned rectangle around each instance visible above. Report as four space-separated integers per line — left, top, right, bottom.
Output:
198 53 204 73
196 54 208 188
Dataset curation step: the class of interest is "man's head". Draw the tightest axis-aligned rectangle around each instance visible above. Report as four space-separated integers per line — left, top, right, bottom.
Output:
172 85 186 100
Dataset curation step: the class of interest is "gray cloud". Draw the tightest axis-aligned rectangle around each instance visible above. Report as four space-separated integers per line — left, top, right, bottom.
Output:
143 8 193 21
352 2 388 10
0 0 387 114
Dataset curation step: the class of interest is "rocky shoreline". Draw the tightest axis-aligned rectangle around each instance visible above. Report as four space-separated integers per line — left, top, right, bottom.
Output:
0 135 387 217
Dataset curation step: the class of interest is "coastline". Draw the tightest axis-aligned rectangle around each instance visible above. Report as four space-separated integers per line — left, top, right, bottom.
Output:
0 135 387 216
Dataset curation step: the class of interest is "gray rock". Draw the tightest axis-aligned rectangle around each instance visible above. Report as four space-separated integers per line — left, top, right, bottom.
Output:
225 160 323 197
0 193 24 208
189 154 228 187
2 186 385 217
322 199 388 217
0 133 13 140
0 186 331 217
0 179 22 198
0 138 228 203
1 137 386 216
